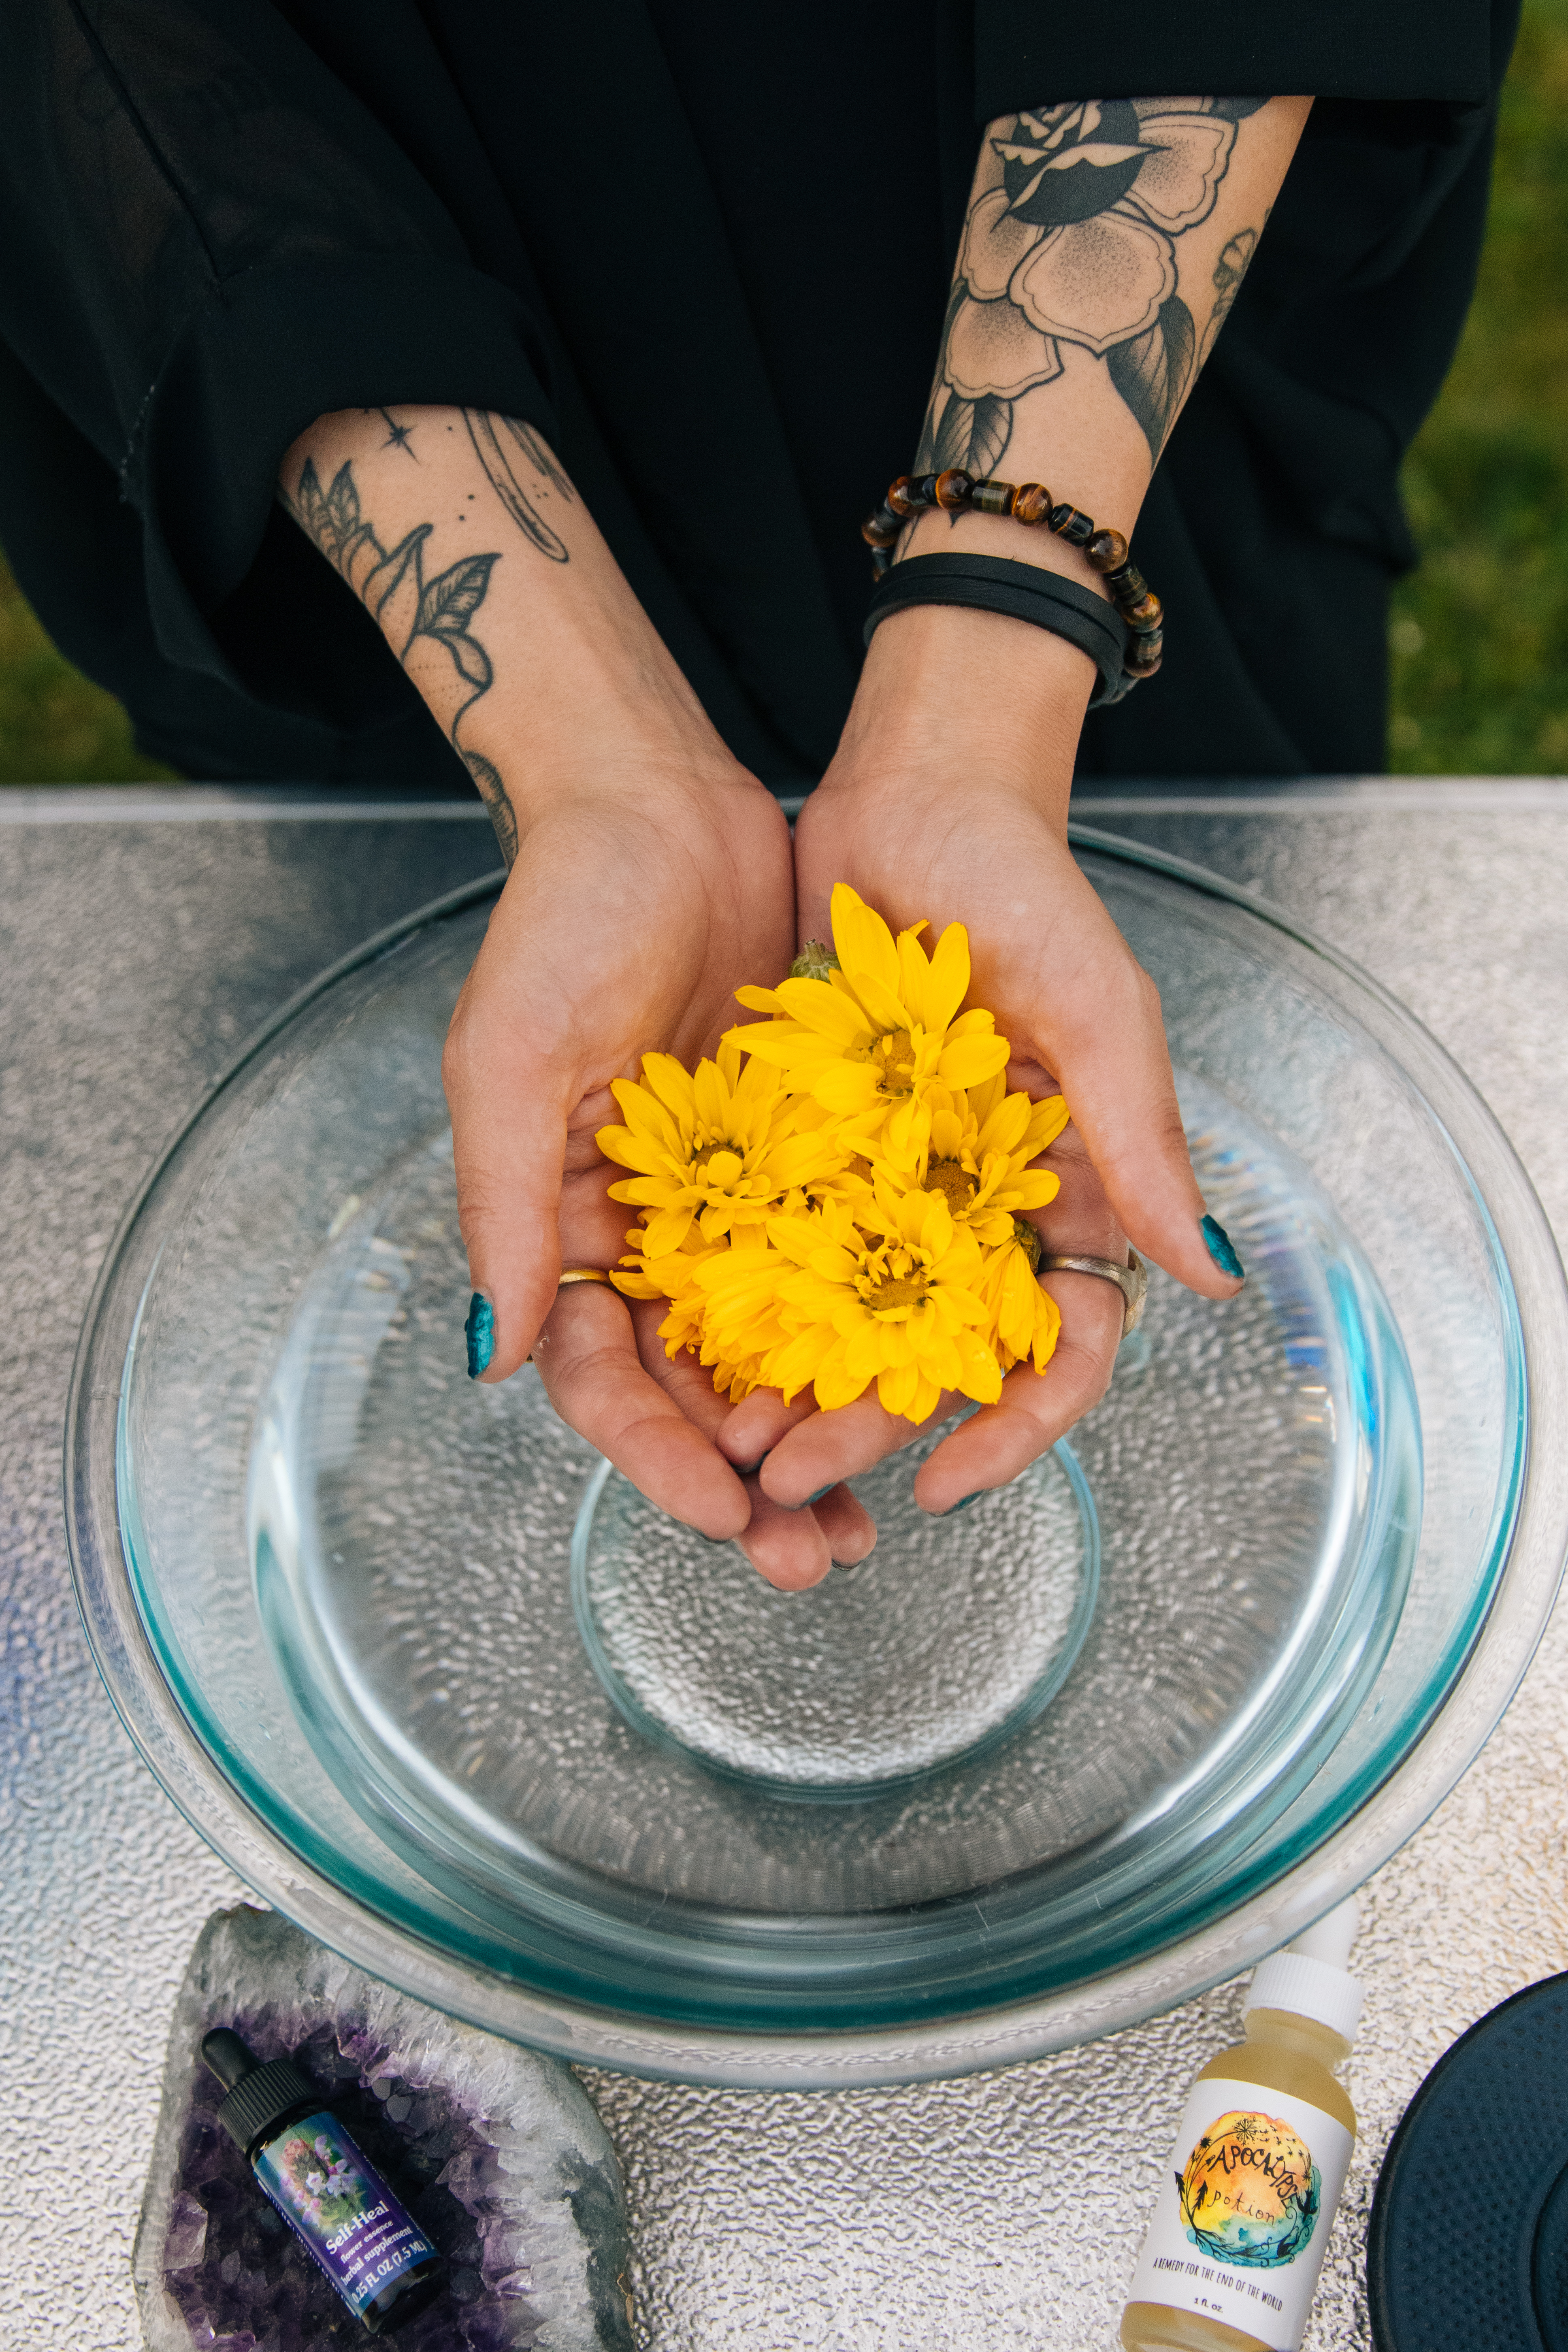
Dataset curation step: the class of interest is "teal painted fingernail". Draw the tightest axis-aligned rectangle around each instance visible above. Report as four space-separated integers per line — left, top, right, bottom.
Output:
803 1483 836 1507
465 1291 494 1378
1201 1215 1244 1280
944 1491 984 1517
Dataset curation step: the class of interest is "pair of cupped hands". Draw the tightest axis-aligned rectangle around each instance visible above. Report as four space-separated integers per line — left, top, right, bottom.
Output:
444 600 1242 1591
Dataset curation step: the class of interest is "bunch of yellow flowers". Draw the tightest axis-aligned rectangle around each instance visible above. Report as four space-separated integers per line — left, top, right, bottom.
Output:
598 885 1069 1423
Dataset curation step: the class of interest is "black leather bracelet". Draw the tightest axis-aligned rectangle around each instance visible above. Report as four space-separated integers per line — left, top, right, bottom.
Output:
864 553 1139 709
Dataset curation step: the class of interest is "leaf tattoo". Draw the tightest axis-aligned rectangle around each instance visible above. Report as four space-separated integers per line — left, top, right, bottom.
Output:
288 456 513 858
1107 295 1197 462
416 554 499 690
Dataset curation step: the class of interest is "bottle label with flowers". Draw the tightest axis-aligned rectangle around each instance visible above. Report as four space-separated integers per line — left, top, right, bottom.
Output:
1125 2077 1354 2350
254 2111 437 2315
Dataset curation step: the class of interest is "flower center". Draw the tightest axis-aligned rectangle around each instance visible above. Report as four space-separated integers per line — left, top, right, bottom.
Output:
925 1157 977 1214
690 1138 729 1173
859 1242 931 1315
869 1027 918 1097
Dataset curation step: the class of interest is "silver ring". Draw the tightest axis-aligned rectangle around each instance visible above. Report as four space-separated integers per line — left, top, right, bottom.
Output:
1038 1248 1147 1337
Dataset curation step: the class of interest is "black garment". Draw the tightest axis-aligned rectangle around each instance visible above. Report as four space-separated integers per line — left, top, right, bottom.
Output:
0 1 1516 786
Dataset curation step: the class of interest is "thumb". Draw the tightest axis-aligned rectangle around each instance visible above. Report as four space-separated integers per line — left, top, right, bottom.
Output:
1046 964 1244 1301
443 1007 569 1383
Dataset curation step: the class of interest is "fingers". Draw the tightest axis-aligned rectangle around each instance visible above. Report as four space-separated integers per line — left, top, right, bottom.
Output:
630 1321 877 1588
912 1315 1119 1511
755 1387 960 1509
916 1122 1124 1510
442 931 578 1382
1028 872 1241 1301
533 1284 753 1539
731 1476 876 1591
715 1385 820 1474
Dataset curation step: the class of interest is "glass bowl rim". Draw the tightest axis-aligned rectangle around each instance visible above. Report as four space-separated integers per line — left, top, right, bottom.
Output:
63 826 1568 2088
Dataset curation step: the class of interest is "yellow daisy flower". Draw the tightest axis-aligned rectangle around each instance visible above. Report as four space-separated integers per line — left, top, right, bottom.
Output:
610 1228 776 1402
758 1189 1003 1423
975 1216 1063 1376
727 884 1010 1155
597 1036 846 1257
873 1075 1072 1244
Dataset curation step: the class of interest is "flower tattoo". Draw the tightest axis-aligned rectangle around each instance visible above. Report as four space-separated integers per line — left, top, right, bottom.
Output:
917 96 1269 475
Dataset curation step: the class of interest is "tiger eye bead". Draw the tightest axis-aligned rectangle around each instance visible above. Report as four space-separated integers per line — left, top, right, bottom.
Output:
1106 561 1147 601
1086 529 1129 573
1126 631 1163 673
1123 591 1163 632
1011 482 1052 526
934 469 975 510
860 503 902 550
971 478 1018 516
887 475 918 519
1049 503 1096 545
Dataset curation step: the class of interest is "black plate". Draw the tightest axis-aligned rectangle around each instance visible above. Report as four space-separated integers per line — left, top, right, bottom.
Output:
1369 1972 1568 2352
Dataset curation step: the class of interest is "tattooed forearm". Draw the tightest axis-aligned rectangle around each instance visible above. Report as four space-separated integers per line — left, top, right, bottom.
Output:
914 97 1273 482
286 452 519 858
284 409 578 864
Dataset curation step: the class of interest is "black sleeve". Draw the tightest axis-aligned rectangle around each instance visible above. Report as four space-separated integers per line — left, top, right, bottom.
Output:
0 0 556 686
975 0 1495 113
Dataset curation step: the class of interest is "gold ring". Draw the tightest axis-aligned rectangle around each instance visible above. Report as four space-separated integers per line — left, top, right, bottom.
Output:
1038 1248 1147 1338
527 1267 618 1359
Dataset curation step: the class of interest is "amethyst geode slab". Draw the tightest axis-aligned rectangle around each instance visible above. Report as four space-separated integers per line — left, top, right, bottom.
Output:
133 1905 634 2352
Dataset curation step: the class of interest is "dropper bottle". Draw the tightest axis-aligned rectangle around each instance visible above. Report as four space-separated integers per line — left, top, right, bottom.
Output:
202 2028 445 2335
1121 1899 1362 2352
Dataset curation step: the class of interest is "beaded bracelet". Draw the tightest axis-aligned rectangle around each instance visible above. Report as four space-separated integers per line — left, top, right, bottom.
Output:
861 467 1163 688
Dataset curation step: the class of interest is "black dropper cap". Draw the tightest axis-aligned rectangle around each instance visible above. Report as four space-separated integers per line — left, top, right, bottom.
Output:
202 2028 321 2160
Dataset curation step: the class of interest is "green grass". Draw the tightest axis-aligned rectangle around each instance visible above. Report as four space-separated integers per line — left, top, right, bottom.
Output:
0 555 176 783
0 11 1564 782
1389 0 1568 771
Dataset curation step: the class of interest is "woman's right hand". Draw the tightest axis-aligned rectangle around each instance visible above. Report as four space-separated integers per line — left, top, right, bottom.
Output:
446 758 874 1585
281 402 876 1587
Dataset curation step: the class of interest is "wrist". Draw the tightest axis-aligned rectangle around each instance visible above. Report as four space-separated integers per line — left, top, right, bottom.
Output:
823 600 1085 837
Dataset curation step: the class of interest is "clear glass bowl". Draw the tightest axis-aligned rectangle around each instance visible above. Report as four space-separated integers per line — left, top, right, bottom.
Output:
66 833 1568 2087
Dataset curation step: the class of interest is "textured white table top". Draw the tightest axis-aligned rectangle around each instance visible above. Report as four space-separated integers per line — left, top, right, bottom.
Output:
4 780 1566 2352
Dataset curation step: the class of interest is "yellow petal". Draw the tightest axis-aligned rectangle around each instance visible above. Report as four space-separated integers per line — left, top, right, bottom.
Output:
691 1057 729 1134
643 1203 696 1256
1025 1092 1072 1154
919 921 972 1034
814 1353 872 1411
876 1358 921 1419
952 1328 1004 1402
1005 1170 1061 1212
938 1032 1010 1089
831 884 902 1001
729 1023 829 1070
594 1123 647 1172
772 976 873 1046
639 1052 696 1121
977 1089 1031 1157
966 1069 1007 1126
810 1063 881 1115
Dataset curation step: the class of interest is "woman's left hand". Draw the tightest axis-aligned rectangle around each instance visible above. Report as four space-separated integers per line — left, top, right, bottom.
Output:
714 599 1243 1543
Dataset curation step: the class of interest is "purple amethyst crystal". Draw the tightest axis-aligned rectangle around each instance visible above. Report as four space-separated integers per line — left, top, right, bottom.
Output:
134 1905 634 2351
